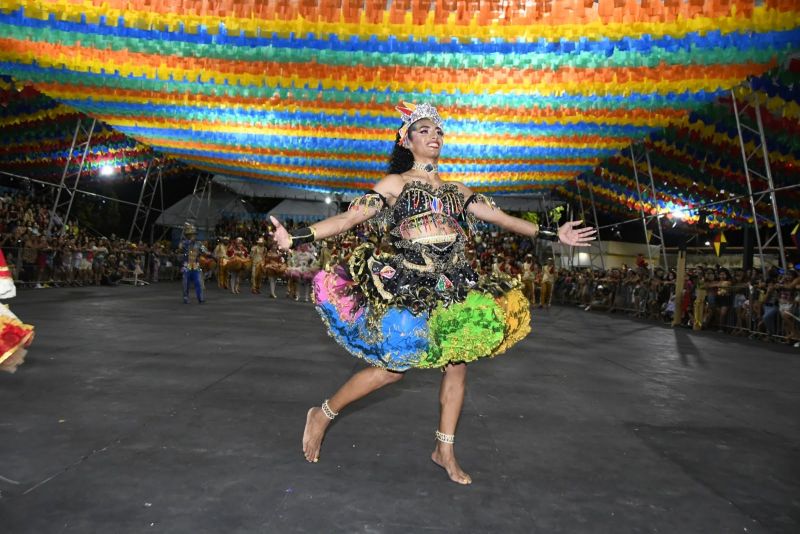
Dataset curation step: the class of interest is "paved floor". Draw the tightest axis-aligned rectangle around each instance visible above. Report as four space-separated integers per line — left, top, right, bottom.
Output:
0 283 798 533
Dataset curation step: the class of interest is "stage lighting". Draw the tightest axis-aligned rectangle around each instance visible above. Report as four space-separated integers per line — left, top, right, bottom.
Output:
324 196 332 204
99 165 116 177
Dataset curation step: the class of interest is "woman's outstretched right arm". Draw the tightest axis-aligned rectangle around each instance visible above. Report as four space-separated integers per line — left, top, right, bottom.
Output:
271 174 403 250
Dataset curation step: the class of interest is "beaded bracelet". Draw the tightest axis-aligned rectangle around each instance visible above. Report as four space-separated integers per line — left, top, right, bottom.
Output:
289 226 316 248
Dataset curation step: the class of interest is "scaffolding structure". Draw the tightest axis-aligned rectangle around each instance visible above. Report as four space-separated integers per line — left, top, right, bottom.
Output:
127 156 164 243
628 143 669 270
573 175 605 270
731 89 787 275
46 118 97 236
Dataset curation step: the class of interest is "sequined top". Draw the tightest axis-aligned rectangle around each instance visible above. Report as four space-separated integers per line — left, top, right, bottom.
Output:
179 239 208 271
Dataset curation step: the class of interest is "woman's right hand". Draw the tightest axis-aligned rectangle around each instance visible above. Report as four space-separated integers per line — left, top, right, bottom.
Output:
269 216 292 251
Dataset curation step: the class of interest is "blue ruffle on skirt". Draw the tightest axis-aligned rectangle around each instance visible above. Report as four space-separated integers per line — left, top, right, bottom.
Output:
316 302 429 372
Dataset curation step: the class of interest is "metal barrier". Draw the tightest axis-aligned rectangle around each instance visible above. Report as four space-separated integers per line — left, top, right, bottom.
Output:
0 245 183 288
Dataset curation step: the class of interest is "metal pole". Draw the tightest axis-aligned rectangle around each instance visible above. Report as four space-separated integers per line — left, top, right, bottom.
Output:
644 148 669 270
731 89 767 278
585 179 606 270
629 145 653 269
140 163 164 243
574 175 588 222
128 157 155 242
47 119 82 235
60 118 97 232
752 92 787 270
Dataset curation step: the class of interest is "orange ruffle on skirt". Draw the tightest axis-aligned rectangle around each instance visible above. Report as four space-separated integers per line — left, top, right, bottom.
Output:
0 305 34 373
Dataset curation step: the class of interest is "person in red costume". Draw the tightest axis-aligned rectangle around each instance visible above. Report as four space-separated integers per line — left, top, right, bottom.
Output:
226 237 250 294
0 249 34 373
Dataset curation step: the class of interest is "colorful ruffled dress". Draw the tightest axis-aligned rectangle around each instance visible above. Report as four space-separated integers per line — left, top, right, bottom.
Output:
287 248 315 281
313 181 530 371
262 249 286 277
0 250 34 373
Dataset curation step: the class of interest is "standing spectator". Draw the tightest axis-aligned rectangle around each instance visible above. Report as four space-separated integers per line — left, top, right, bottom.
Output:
21 230 37 284
150 244 162 283
760 281 779 338
778 271 799 344
93 238 108 286
715 268 733 332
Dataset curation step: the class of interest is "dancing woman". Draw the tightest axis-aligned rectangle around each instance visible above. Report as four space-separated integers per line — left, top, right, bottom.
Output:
271 103 595 484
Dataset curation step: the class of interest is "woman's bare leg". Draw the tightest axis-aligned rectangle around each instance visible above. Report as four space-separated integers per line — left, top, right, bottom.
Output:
303 367 403 462
431 363 471 484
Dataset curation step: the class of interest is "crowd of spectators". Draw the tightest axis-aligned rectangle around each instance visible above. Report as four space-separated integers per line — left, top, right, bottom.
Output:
0 190 174 287
4 192 796 347
548 262 800 346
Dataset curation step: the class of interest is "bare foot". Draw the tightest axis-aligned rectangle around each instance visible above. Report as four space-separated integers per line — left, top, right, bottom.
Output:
431 446 472 485
302 407 331 463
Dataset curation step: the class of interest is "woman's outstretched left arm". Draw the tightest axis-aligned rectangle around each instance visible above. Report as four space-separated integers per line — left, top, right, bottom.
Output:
459 185 597 247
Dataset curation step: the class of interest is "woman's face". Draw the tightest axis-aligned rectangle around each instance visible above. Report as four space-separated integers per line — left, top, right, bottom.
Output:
406 118 444 160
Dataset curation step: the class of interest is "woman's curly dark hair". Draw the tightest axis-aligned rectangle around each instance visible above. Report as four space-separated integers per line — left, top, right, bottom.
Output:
387 125 415 175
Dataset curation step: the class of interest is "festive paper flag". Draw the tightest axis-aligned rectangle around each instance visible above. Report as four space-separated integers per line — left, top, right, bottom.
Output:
713 232 727 257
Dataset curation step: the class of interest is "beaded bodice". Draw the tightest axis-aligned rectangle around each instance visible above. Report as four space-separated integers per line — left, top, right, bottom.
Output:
391 181 466 222
389 181 467 251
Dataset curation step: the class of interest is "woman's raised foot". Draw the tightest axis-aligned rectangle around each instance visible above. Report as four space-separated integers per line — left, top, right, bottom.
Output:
302 407 331 463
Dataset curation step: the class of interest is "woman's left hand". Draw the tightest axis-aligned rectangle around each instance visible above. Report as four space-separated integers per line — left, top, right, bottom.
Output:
558 220 597 247
269 216 292 251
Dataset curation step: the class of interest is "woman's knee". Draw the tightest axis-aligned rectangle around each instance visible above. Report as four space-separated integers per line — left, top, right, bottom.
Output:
444 363 467 380
377 368 404 385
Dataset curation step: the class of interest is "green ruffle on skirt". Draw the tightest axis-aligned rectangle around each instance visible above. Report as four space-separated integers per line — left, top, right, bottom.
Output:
418 292 506 368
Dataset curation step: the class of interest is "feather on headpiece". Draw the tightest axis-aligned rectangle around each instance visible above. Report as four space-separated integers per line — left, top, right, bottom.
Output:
396 102 443 145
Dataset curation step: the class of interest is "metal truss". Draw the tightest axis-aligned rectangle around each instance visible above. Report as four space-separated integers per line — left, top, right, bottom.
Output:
629 143 669 270
181 172 213 238
573 175 605 270
127 156 164 243
47 118 97 235
731 89 787 275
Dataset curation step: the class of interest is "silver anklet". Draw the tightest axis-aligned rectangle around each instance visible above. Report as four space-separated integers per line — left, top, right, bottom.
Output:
435 430 455 444
321 399 338 420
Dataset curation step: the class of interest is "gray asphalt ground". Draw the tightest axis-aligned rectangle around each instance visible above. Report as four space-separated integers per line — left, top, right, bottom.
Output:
0 282 798 533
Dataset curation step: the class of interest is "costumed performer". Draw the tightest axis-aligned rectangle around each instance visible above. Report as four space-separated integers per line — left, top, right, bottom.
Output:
295 243 319 303
270 102 596 484
261 240 286 299
227 237 249 294
179 223 208 304
213 236 229 288
0 249 34 373
250 237 267 294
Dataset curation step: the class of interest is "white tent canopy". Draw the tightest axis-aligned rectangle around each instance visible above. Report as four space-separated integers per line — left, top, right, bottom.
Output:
213 175 358 202
267 199 337 223
155 188 250 229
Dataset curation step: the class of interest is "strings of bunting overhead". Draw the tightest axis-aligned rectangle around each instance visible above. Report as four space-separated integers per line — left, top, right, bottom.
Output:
0 1 798 195
558 59 800 230
0 76 178 182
